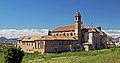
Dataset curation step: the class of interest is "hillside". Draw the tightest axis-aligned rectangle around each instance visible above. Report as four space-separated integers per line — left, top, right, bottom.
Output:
0 48 120 63
23 48 120 63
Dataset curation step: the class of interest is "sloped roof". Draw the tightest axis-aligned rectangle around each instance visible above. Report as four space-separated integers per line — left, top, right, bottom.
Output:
51 24 87 32
18 36 77 41
96 29 107 36
88 27 107 36
52 25 75 32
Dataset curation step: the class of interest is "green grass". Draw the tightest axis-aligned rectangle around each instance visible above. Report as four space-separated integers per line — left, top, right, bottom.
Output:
0 51 4 63
1 48 120 63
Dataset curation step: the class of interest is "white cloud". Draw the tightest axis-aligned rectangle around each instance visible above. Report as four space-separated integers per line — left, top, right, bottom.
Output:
103 30 120 38
0 29 49 38
0 29 119 38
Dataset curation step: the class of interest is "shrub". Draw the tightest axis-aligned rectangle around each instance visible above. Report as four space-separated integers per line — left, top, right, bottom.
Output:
0 42 5 52
3 46 24 63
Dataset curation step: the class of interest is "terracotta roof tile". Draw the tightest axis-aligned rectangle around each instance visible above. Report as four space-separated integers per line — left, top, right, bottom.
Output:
52 25 75 32
51 24 87 32
19 36 77 41
88 27 107 36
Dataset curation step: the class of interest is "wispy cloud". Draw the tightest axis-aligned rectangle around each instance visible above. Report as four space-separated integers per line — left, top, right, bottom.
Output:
103 30 120 38
0 29 49 38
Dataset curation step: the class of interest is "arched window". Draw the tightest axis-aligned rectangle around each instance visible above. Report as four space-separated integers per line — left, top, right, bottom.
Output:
56 33 58 36
75 16 77 20
67 33 69 36
63 33 65 36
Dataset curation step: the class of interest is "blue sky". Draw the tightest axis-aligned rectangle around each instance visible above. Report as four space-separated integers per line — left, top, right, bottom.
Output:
0 0 120 30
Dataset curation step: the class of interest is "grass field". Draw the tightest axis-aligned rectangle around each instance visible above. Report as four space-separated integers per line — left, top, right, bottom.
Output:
0 48 120 63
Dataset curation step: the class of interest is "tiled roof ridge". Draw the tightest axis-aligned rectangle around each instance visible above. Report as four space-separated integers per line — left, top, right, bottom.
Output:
19 36 77 41
51 24 87 32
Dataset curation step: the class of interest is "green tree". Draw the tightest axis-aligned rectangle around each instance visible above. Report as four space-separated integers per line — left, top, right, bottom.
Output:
0 42 5 52
3 46 24 63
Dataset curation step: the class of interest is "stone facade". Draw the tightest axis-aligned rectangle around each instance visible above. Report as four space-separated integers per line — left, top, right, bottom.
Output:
17 36 83 53
17 11 107 53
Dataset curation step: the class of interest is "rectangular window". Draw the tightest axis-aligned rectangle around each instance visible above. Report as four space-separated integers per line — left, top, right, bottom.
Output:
69 42 72 45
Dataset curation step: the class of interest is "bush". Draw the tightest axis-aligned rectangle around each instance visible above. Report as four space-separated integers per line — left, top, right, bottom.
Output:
3 46 24 63
0 42 5 52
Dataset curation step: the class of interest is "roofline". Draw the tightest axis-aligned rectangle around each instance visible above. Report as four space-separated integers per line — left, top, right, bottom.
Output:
51 30 75 32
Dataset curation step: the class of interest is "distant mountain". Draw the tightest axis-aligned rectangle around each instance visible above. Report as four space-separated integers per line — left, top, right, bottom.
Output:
0 36 18 44
0 36 8 42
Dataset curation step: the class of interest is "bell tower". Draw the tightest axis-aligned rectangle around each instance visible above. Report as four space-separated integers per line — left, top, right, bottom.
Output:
74 11 81 43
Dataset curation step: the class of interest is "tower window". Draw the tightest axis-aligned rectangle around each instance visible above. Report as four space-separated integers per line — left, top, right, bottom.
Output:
75 17 77 20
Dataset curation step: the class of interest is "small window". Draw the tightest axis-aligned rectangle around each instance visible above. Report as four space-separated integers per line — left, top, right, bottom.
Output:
56 34 58 36
27 43 28 45
67 33 69 36
28 37 31 39
70 33 72 36
31 43 33 46
74 33 75 35
41 36 44 38
75 17 77 20
69 42 72 45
